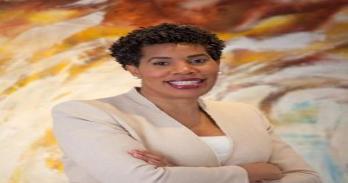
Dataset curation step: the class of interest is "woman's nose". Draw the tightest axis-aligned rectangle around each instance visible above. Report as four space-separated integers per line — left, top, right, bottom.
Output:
173 62 197 74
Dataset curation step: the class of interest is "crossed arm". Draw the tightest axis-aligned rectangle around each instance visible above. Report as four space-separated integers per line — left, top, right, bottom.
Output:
52 101 322 183
53 101 250 183
127 106 322 183
128 149 283 183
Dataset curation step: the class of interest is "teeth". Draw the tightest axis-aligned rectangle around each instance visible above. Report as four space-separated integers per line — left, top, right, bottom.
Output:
169 80 201 85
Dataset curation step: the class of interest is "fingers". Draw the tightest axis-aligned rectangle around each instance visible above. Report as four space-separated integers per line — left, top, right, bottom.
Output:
266 163 283 180
128 149 170 167
133 150 164 161
258 163 282 180
240 162 283 182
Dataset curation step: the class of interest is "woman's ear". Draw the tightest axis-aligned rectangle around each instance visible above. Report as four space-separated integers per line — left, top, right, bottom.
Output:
126 65 141 78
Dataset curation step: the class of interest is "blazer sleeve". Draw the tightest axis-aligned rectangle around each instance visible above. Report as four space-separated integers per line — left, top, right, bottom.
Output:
52 101 249 183
251 108 322 183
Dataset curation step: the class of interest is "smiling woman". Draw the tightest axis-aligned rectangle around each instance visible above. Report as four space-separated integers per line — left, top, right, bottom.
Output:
126 43 219 99
52 23 322 183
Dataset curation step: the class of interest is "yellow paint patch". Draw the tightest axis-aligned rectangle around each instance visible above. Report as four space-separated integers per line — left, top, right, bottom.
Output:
67 26 131 43
32 130 64 172
9 167 22 183
30 26 130 63
28 10 79 25
32 129 58 148
245 14 298 36
31 43 71 63
217 32 240 41
40 130 64 172
9 129 64 182
254 14 297 30
67 57 107 80
45 157 64 172
231 49 284 65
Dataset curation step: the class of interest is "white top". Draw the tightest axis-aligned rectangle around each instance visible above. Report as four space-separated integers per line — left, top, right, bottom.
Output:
199 136 232 164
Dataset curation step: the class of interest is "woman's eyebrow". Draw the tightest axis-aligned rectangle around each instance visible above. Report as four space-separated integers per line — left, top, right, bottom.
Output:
147 57 171 62
187 54 209 58
146 54 208 62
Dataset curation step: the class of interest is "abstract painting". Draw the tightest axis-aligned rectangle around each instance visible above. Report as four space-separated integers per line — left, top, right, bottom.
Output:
1 1 347 182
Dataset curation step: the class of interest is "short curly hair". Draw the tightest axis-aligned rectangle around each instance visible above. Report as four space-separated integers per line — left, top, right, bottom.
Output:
109 23 225 69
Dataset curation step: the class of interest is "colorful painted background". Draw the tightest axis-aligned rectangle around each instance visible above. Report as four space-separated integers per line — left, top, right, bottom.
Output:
1 0 348 183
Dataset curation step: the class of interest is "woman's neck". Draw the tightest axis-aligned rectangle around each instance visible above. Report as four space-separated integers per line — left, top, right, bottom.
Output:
137 88 202 128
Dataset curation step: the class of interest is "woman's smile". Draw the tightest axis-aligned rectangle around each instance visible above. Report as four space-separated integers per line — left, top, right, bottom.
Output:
165 78 206 89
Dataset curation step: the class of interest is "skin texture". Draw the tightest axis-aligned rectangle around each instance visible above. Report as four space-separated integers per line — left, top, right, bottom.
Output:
127 43 283 182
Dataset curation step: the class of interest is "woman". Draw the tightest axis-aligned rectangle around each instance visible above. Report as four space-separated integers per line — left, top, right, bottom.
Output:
52 23 321 183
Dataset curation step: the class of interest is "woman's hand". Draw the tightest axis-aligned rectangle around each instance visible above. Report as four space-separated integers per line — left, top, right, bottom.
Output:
128 149 174 167
240 162 283 183
129 150 282 182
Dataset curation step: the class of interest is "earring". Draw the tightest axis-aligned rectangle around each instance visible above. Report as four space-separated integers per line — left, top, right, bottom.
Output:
218 71 222 75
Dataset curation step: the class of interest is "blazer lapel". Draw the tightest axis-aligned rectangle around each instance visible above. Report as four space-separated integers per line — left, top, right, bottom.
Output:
201 100 272 165
99 89 221 166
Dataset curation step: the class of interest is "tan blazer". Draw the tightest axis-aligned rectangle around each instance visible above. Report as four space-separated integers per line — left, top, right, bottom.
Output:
52 88 321 183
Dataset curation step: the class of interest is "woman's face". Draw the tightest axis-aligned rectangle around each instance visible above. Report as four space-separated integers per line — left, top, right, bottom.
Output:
126 43 220 100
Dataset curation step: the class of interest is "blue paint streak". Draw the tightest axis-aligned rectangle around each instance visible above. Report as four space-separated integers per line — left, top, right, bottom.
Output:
279 133 345 183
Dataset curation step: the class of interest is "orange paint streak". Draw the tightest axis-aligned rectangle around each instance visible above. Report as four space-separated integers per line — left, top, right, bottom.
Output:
328 45 348 59
1 62 69 96
0 9 32 37
67 57 107 80
30 43 71 63
326 23 348 39
30 25 131 63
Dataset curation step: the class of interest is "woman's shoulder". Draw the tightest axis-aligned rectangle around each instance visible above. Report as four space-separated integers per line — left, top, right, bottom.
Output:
51 100 113 123
52 89 135 113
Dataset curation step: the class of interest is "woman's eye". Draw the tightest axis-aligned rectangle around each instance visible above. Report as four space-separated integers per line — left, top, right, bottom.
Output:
190 58 208 64
152 61 169 66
